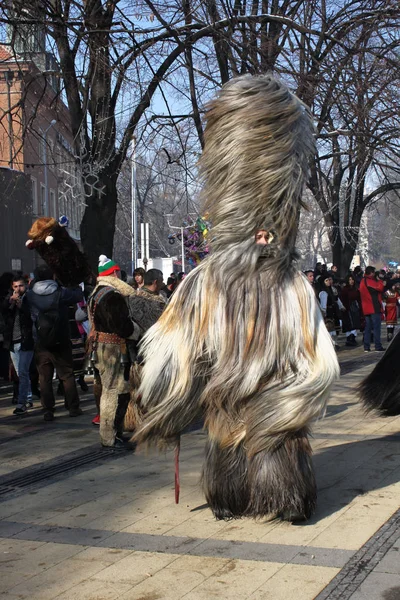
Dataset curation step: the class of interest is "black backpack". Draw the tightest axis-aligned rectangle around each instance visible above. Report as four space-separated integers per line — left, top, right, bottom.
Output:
35 290 62 349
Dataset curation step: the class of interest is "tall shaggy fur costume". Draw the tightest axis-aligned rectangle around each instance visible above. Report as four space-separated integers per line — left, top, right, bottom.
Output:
27 217 95 287
134 75 339 521
359 333 400 416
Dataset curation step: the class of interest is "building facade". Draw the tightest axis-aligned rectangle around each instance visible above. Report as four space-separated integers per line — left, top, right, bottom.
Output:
0 40 83 275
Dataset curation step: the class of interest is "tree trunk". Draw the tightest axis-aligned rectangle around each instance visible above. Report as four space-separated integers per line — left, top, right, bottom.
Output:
80 170 118 272
331 239 356 279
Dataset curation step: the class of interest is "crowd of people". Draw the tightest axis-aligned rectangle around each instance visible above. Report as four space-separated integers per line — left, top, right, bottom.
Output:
305 262 400 352
1 243 398 448
0 258 186 447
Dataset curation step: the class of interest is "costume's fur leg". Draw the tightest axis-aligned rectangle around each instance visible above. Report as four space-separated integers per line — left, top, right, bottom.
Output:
359 332 400 416
246 429 316 521
93 380 102 414
202 439 250 520
99 387 119 446
124 363 143 432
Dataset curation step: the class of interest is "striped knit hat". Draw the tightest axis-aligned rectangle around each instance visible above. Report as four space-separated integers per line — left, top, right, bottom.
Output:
98 254 120 276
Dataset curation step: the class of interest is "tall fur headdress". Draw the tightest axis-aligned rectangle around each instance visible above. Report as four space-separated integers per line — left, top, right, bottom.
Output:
201 74 315 271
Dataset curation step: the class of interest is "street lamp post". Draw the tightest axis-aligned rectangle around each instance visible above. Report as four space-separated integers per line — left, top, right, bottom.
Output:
165 214 188 273
43 119 57 216
131 136 138 272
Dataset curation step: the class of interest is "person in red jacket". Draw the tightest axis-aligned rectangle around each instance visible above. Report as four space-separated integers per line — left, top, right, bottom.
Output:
359 266 385 352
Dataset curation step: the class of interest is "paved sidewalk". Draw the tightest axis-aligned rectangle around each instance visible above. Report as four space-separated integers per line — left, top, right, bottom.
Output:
0 348 399 599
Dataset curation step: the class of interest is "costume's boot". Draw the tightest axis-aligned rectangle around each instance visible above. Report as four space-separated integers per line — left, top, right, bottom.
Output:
202 439 250 520
245 429 316 522
387 327 394 342
115 392 131 441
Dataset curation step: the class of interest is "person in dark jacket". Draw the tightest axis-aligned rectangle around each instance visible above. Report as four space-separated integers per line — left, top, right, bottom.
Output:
2 276 34 415
340 274 362 347
26 264 84 421
0 272 13 380
359 265 385 352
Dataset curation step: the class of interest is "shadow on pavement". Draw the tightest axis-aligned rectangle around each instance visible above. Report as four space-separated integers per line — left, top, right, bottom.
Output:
308 432 400 524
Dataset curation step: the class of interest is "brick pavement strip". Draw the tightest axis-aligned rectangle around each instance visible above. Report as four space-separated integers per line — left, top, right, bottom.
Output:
0 520 354 568
315 508 400 600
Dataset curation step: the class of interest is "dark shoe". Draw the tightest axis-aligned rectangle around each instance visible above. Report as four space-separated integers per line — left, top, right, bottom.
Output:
13 406 27 416
348 334 357 346
114 437 126 448
78 376 89 392
69 408 83 417
387 333 393 342
25 401 33 409
364 348 371 353
102 437 126 449
44 411 54 422
375 347 385 352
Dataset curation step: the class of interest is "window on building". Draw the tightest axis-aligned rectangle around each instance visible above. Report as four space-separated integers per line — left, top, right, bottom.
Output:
50 189 56 217
40 183 46 215
31 177 38 214
58 190 64 217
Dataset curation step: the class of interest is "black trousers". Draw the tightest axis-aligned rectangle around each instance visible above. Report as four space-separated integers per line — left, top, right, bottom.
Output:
35 343 80 413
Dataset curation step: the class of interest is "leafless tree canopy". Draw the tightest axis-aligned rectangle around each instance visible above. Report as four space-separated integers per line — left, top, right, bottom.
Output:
0 0 398 273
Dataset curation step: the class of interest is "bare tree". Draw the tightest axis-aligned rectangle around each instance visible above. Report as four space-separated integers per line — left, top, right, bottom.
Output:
1 0 399 275
113 132 200 270
143 0 400 274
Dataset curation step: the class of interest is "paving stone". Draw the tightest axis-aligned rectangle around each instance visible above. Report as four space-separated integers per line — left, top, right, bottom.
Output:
13 523 115 546
182 559 282 600
91 549 179 585
349 572 400 600
0 520 32 536
5 556 109 599
373 546 400 575
249 564 340 600
96 530 204 554
54 579 134 600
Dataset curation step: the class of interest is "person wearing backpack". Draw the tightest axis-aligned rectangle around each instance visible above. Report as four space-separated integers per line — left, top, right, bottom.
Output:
26 264 84 421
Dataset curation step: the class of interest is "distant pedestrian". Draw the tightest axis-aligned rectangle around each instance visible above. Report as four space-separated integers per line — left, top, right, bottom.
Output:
133 268 145 290
359 266 385 352
340 274 362 347
384 282 400 342
2 277 34 415
318 275 345 349
0 272 13 380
